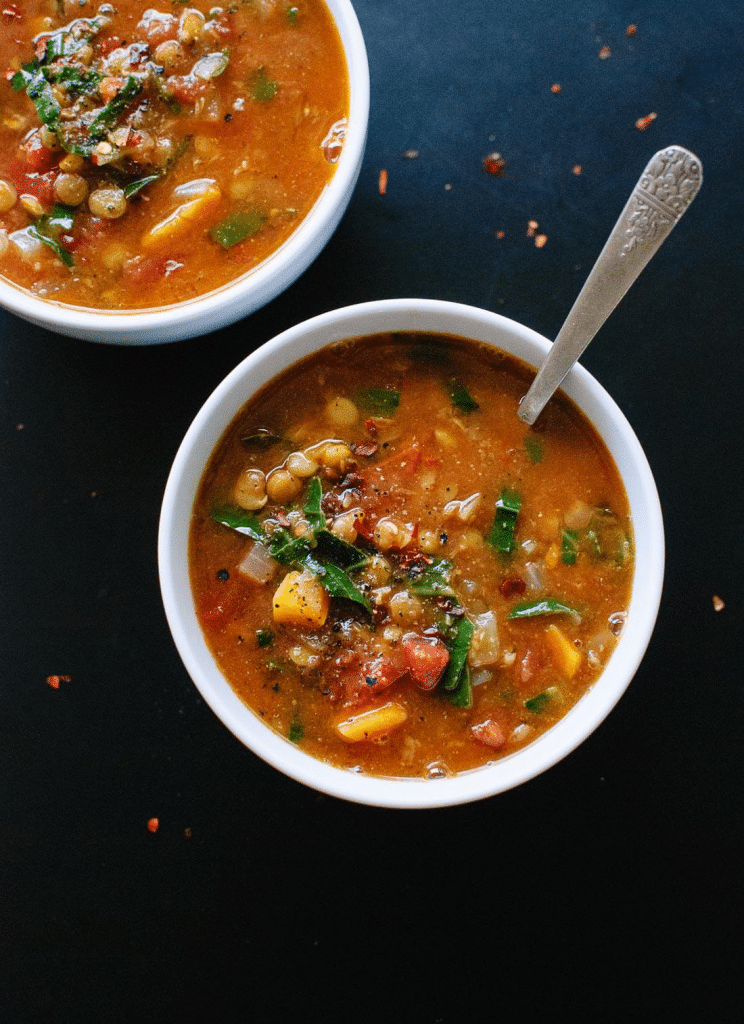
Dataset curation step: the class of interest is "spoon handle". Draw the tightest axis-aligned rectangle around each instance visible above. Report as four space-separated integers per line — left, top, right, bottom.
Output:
518 145 703 425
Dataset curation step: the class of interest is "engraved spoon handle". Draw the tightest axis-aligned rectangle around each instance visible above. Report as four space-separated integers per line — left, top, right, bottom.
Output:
518 145 703 425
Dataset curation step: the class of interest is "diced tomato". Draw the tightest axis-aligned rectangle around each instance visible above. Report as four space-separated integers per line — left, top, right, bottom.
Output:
165 74 203 105
199 587 239 629
471 719 506 749
121 255 170 288
21 133 58 173
338 654 406 707
402 633 449 690
2 5 22 23
9 169 57 207
499 576 526 598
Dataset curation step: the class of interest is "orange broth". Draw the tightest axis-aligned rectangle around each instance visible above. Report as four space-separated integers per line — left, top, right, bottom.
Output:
0 0 348 309
189 334 635 779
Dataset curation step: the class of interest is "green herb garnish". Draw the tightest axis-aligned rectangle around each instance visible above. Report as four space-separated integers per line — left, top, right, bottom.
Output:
124 174 161 199
210 507 266 541
442 616 474 694
288 720 304 742
410 558 456 598
256 629 274 647
524 687 560 713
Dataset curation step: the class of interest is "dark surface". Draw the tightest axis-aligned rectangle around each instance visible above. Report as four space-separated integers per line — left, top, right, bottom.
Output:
2 1 742 1020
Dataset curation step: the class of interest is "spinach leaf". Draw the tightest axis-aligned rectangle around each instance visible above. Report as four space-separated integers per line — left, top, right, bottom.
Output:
506 599 577 620
448 662 473 708
210 205 265 248
249 66 278 101
28 205 77 268
353 388 400 415
486 488 521 554
124 174 161 199
524 686 560 713
524 436 544 463
448 379 479 412
210 506 266 542
410 558 456 597
88 75 143 140
304 476 325 532
442 615 474 693
561 529 579 565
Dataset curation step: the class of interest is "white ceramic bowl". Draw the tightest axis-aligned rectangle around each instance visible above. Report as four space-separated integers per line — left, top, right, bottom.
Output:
158 299 664 808
0 0 369 345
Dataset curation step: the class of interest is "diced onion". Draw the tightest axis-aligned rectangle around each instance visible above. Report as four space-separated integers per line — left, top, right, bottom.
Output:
468 611 500 667
237 541 278 584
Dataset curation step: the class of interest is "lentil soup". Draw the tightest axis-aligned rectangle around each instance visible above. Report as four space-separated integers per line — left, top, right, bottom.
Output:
189 333 635 779
0 0 349 310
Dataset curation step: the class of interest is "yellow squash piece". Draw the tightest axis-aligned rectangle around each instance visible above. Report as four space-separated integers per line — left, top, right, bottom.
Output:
335 702 408 742
272 569 329 628
545 623 582 679
141 178 222 250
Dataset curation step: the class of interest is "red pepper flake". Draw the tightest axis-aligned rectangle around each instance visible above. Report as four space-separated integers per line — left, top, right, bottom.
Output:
535 233 548 249
599 44 612 59
495 229 505 239
378 168 388 195
500 576 526 598
2 5 22 22
550 83 562 94
572 164 582 175
46 674 71 689
364 418 378 437
352 441 379 458
627 24 637 36
635 112 657 131
147 817 159 833
483 152 506 176
712 595 725 612
402 149 419 159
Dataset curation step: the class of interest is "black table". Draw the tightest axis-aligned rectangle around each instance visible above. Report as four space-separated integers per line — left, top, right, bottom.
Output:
3 2 741 1019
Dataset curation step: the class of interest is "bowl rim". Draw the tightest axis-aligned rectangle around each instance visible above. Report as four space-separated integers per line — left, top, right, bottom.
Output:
158 298 665 808
0 0 370 344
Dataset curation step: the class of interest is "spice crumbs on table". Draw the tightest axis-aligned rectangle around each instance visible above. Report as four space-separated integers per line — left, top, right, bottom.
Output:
402 149 419 159
627 24 637 36
496 229 505 239
483 152 506 175
378 168 388 194
550 83 561 93
46 674 71 689
635 112 657 131
147 817 159 833
599 44 611 59
573 164 582 175
712 595 725 612
527 219 539 238
535 234 548 248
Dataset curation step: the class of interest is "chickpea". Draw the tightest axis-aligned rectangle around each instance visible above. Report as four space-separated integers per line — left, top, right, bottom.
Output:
373 517 413 552
0 179 18 214
154 39 185 70
388 590 424 626
39 125 61 151
19 194 45 218
234 468 267 511
59 153 85 174
54 173 89 207
88 187 127 219
325 396 359 429
331 509 363 544
266 468 302 504
286 451 318 478
311 440 352 471
179 8 205 44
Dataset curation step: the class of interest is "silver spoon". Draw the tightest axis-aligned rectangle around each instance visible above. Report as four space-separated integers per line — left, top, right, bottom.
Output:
518 145 703 425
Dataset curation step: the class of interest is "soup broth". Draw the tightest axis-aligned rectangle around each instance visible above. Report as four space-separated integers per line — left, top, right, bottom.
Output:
189 334 634 779
0 0 348 309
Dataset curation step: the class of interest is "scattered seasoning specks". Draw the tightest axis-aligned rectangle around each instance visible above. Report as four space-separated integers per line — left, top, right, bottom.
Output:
526 219 539 238
402 149 419 159
599 44 611 59
534 234 548 248
713 595 725 612
627 23 637 36
46 674 71 689
550 83 561 93
483 152 506 175
495 229 505 239
573 164 582 175
635 112 657 131
147 817 159 833
378 168 388 194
